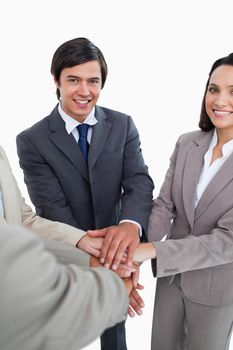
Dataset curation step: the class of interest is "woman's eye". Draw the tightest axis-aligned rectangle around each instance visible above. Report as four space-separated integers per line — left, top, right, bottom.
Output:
208 87 217 93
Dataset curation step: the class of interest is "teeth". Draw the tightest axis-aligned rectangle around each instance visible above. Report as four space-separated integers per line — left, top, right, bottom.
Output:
214 110 232 116
75 100 89 104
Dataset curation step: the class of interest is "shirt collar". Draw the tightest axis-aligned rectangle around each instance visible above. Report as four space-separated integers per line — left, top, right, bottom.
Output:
58 104 97 134
209 128 233 157
208 129 218 149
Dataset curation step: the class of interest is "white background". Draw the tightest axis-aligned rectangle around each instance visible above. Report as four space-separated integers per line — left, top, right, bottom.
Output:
1 0 233 349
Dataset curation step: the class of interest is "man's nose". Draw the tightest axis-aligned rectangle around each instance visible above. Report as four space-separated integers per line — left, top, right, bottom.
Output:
77 82 89 96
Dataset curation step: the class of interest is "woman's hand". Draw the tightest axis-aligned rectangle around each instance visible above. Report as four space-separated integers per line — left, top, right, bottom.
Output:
133 243 156 263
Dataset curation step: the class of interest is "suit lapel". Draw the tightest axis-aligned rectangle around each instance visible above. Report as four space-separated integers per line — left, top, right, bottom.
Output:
182 131 213 227
195 150 233 220
48 107 89 181
88 107 112 169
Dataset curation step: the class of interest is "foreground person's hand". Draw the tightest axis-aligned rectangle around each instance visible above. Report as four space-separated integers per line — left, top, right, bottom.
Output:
77 234 104 257
128 283 145 317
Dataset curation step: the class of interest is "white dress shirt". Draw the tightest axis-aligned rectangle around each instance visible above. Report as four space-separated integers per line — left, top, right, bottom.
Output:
195 129 233 207
58 103 97 142
58 104 142 235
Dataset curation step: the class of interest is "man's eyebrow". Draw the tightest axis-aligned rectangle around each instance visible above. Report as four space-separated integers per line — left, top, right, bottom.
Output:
66 75 101 80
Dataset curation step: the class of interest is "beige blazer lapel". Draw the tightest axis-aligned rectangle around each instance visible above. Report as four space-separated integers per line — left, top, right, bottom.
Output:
195 151 233 220
0 147 21 224
182 132 213 228
0 215 6 224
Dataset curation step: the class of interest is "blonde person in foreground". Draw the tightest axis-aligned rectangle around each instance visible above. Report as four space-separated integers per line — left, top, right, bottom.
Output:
0 146 143 349
0 144 143 305
134 53 233 350
0 224 133 350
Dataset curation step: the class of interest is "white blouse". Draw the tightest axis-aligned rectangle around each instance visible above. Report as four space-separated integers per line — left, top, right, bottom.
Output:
195 129 233 207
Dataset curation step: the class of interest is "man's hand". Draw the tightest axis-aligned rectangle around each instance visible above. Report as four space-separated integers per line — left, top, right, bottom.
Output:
87 222 140 270
77 234 104 257
128 283 144 317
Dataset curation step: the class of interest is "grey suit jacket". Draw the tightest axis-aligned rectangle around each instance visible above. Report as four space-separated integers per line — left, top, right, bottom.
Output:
0 224 128 350
16 105 154 232
0 145 85 246
148 130 233 306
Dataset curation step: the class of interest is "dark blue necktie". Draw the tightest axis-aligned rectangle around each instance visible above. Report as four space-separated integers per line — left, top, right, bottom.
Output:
77 124 89 161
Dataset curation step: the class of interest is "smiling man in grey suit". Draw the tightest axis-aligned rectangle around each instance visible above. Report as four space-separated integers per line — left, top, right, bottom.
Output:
16 37 154 350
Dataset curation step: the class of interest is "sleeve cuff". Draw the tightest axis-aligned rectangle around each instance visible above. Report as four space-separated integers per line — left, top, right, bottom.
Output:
119 219 142 237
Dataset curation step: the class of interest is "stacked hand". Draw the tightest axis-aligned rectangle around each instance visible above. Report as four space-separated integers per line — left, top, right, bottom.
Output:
90 255 144 317
133 242 157 262
87 221 140 270
77 223 156 318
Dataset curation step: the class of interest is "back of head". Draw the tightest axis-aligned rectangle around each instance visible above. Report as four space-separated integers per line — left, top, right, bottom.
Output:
51 37 108 100
199 53 233 131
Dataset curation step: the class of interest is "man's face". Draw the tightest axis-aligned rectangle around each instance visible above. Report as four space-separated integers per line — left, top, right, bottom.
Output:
55 60 102 122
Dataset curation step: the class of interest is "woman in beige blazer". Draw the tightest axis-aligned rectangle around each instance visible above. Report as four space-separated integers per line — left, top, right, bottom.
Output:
134 53 233 349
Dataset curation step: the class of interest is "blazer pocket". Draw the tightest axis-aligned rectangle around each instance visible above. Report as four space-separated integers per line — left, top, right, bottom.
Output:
99 148 124 161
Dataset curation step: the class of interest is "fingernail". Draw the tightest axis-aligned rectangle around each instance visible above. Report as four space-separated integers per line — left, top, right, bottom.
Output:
100 258 105 264
138 310 142 315
104 263 110 269
112 264 117 270
140 303 145 307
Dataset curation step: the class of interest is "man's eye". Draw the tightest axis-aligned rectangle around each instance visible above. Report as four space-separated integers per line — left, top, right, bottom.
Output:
69 79 78 84
90 80 99 85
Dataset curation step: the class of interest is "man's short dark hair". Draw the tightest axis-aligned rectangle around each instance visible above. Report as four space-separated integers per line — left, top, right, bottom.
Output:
51 37 108 100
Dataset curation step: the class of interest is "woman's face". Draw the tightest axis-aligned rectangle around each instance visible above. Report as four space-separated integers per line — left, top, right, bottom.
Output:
205 65 233 131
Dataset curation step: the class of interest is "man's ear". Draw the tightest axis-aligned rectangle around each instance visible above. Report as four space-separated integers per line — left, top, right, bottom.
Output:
53 76 60 88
